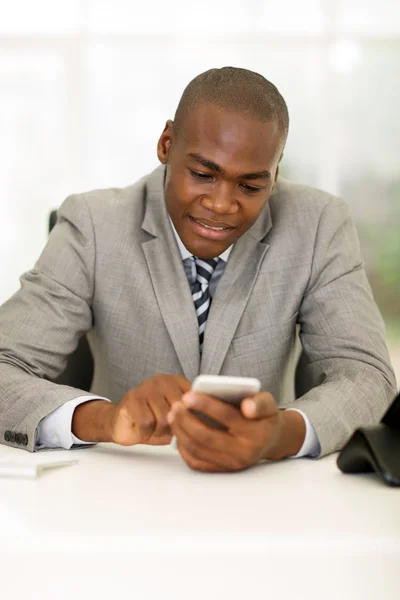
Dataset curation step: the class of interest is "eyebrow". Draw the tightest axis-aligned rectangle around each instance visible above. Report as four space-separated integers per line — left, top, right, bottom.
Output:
188 152 271 181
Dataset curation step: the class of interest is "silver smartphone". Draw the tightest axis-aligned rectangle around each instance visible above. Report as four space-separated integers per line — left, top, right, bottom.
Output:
189 375 261 429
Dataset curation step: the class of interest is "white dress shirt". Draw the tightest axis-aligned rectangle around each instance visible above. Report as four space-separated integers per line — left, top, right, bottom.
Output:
37 218 321 457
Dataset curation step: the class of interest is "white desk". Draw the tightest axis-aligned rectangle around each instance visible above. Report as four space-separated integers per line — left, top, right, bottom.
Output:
1 443 399 600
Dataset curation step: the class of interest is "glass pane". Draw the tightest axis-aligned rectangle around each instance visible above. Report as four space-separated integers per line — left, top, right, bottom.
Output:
0 0 84 34
0 49 73 302
336 0 400 35
331 40 400 343
86 0 325 34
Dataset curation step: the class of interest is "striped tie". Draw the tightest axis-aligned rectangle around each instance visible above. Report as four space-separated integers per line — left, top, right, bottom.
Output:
192 257 219 352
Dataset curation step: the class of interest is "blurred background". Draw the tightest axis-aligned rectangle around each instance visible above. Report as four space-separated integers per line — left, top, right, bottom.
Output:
0 0 399 383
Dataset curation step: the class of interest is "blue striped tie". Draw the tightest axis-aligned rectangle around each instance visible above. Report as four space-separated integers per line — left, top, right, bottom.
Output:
192 257 219 352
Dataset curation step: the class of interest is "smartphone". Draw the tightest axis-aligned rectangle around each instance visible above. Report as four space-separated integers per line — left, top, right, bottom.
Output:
189 375 261 430
192 375 261 405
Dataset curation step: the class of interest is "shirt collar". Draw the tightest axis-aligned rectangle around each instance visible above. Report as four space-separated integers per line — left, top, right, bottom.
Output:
169 217 233 263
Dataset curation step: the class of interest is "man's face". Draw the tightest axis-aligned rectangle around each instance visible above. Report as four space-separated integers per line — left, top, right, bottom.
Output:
157 103 283 259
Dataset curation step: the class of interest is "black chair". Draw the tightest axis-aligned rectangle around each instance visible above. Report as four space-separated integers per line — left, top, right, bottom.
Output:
49 211 94 391
49 210 308 396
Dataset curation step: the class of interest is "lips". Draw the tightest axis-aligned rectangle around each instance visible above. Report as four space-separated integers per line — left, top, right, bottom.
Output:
189 216 235 230
187 215 236 241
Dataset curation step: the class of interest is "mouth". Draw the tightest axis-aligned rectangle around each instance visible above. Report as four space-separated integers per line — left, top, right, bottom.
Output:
187 215 236 241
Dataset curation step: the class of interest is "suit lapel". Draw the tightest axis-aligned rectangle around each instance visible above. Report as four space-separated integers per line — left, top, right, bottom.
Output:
141 165 274 380
200 205 273 376
141 166 200 381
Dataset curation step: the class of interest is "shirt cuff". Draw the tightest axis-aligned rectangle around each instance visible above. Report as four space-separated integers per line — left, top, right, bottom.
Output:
285 408 321 458
36 395 111 450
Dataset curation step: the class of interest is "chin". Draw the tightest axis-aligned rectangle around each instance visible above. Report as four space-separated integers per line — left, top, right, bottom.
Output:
187 239 226 259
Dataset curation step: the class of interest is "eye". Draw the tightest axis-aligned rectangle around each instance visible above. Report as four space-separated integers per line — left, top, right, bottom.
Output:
189 169 213 181
240 184 261 193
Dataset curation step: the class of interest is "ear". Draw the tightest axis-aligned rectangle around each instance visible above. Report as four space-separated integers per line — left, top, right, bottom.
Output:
157 120 174 164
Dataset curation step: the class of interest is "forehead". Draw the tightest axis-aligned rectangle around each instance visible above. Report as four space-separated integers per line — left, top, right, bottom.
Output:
175 103 282 173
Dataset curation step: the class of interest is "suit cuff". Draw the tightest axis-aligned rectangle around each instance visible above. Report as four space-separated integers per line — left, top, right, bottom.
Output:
36 395 111 449
285 409 321 458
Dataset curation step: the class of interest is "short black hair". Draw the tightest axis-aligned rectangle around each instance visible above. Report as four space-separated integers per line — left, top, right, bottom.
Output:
174 67 289 147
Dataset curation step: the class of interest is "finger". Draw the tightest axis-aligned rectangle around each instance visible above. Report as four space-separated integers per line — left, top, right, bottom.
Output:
172 402 237 454
143 434 172 446
116 394 157 444
175 374 192 393
178 443 227 473
131 394 158 442
171 405 244 471
148 395 172 438
240 392 278 420
182 392 245 434
157 378 190 407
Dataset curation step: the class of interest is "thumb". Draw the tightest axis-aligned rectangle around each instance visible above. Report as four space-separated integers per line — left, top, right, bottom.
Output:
240 392 277 420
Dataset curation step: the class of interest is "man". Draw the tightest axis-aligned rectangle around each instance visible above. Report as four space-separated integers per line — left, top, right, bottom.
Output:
0 67 396 472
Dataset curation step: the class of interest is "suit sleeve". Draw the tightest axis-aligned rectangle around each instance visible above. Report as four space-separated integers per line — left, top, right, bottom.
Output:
0 194 100 452
283 196 397 457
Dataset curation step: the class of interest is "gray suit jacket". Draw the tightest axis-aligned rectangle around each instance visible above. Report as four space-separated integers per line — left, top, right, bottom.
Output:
0 165 396 454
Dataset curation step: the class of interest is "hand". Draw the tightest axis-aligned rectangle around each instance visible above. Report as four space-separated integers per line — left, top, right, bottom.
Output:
72 374 191 446
167 391 306 472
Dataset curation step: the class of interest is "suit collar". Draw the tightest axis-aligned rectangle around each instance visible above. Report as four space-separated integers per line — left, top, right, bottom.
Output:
141 165 200 380
141 164 169 238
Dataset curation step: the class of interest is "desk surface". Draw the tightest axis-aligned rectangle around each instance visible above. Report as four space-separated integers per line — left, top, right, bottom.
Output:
1 443 399 600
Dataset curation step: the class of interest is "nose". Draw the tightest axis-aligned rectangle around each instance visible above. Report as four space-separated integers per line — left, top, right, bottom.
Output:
200 181 238 214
